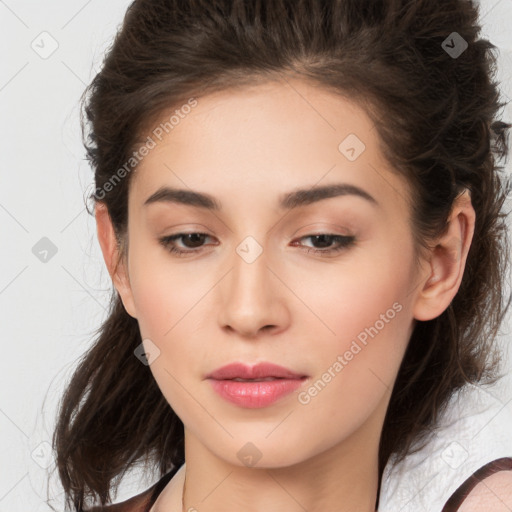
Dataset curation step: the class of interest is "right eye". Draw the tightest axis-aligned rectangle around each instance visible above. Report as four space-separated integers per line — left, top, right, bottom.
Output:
158 232 217 257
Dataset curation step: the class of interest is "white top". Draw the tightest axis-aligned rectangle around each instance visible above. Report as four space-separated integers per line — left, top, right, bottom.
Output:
378 382 512 511
149 383 512 512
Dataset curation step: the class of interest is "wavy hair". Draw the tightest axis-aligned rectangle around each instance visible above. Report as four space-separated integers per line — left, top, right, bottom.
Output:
52 0 511 509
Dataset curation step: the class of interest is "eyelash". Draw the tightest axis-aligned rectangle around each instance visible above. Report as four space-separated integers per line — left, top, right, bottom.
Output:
158 232 356 257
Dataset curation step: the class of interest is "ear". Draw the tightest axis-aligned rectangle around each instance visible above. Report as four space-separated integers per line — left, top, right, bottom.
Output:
95 202 138 318
413 189 475 321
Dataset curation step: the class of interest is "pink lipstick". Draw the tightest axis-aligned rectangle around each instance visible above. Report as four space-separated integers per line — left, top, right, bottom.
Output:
206 362 307 408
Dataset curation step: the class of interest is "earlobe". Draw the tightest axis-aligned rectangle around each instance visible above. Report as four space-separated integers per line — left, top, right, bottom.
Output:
413 190 475 321
94 202 138 318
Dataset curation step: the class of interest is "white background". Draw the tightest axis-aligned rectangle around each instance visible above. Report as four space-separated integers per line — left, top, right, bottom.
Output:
1 0 511 510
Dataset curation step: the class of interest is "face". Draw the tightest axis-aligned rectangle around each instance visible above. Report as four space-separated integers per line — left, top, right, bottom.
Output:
114 79 427 468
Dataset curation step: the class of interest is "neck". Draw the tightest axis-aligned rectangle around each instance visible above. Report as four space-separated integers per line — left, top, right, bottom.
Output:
180 418 381 512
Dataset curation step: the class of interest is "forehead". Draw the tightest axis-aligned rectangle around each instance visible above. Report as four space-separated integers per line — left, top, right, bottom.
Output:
130 78 411 213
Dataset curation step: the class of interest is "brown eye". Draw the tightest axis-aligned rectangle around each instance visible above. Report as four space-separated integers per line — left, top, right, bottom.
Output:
178 233 208 248
159 232 215 256
291 234 356 256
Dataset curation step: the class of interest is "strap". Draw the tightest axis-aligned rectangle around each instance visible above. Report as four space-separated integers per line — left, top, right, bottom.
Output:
84 464 181 511
441 457 512 511
147 465 181 509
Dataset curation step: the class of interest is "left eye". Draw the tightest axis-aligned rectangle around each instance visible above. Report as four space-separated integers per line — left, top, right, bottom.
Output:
291 234 355 256
158 233 355 257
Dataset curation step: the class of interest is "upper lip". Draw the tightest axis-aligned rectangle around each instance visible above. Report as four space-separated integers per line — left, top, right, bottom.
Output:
206 362 306 380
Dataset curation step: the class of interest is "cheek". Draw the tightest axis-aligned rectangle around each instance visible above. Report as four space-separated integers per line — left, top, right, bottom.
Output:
127 242 218 396
295 240 416 398
128 242 211 339
128 251 203 411
292 278 413 448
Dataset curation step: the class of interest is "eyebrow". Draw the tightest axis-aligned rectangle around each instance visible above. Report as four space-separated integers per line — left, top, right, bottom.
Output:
143 183 378 210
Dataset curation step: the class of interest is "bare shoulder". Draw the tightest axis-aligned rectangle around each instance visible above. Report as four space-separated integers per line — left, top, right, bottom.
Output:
457 470 512 511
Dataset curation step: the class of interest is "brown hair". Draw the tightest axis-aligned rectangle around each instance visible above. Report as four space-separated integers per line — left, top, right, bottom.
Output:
52 0 511 509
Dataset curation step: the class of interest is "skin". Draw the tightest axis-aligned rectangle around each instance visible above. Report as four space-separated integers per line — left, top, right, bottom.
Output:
458 471 512 511
96 77 477 512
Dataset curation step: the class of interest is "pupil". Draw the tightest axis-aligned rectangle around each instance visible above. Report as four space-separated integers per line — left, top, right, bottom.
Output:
313 235 332 248
185 233 204 247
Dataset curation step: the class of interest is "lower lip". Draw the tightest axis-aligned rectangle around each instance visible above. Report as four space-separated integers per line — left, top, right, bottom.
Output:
208 378 306 408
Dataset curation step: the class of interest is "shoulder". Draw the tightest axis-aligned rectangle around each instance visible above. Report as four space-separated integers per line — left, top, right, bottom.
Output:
442 458 512 512
456 470 512 512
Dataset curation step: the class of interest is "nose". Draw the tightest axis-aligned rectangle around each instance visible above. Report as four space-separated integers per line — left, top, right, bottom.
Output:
217 244 290 338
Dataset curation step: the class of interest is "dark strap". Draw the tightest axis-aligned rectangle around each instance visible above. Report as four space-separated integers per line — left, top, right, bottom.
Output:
85 464 181 512
147 465 181 510
441 457 512 512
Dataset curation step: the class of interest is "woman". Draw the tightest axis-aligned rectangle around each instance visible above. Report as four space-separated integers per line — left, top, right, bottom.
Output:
52 0 512 510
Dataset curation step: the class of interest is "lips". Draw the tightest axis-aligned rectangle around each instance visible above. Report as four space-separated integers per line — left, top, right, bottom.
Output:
206 362 306 381
205 362 308 408
209 378 305 408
